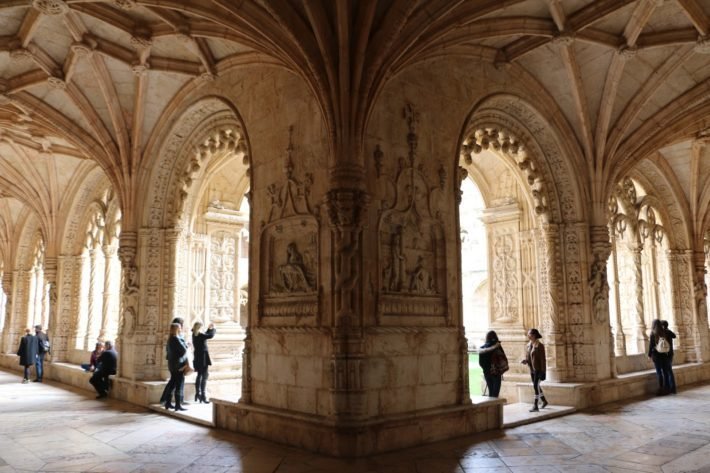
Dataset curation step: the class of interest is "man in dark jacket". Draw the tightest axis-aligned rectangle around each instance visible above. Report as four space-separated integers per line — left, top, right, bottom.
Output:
90 340 118 399
17 328 38 383
34 325 50 382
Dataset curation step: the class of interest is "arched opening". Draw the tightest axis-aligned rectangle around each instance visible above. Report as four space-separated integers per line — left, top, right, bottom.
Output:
459 178 487 347
172 128 250 398
72 191 121 354
608 177 676 368
459 130 547 395
27 235 47 330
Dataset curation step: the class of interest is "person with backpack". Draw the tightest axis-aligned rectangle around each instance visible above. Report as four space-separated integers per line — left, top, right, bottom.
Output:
34 325 50 382
522 328 548 412
478 330 507 398
648 319 676 395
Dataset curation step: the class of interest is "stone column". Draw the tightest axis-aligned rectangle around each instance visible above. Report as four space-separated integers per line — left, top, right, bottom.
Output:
589 225 614 380
43 257 57 361
99 244 117 341
609 231 626 356
85 247 100 350
692 251 710 361
0 271 13 353
324 174 369 420
630 245 648 353
116 231 139 378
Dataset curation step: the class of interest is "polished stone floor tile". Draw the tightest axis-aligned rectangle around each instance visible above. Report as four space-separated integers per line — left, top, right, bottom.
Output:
3 369 710 473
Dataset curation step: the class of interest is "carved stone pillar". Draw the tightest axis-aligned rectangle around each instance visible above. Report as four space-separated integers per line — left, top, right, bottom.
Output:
588 225 614 380
100 244 117 341
539 223 571 381
0 271 13 353
630 245 648 353
85 247 100 350
117 231 138 378
692 251 710 361
43 257 57 361
609 230 626 356
325 183 369 419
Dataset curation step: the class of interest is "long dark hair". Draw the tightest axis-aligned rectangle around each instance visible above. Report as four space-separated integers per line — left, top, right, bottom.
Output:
651 319 665 338
528 328 542 340
485 330 499 344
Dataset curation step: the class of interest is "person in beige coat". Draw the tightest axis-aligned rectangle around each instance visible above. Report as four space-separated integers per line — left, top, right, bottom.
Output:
522 328 548 412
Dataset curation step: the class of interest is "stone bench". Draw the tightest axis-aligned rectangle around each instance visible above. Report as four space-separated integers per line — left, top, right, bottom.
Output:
514 362 710 409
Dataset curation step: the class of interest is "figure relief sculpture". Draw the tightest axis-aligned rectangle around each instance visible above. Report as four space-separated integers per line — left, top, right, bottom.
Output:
278 242 313 293
388 226 405 291
409 255 434 294
120 265 139 337
695 280 708 318
590 257 609 323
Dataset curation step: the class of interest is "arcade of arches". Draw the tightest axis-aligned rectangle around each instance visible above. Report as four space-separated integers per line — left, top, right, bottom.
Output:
2 0 710 458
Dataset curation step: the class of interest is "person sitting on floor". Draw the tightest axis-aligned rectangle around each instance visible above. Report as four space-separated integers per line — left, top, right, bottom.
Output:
81 342 104 372
89 340 118 399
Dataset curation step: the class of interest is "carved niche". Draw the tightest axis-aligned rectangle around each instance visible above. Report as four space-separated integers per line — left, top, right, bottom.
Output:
377 104 447 319
259 128 319 321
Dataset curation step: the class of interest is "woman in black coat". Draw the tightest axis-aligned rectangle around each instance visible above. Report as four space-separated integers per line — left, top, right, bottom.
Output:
164 322 189 411
17 328 38 383
192 321 215 403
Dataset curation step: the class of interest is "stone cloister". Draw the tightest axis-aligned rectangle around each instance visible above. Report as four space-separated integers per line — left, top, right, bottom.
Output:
2 0 710 458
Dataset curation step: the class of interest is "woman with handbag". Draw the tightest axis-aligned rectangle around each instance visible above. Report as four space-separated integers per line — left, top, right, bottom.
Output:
478 330 504 397
192 321 216 403
522 328 548 412
164 322 189 411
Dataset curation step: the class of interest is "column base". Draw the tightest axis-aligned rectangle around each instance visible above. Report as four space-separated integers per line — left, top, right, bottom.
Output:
213 398 505 457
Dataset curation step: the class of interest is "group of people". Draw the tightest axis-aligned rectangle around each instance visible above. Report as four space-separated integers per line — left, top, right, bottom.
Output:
159 317 216 411
16 325 50 383
479 328 548 412
480 321 679 409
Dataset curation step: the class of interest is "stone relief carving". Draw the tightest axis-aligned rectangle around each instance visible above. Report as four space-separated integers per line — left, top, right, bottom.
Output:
377 104 447 319
491 233 518 322
259 127 319 320
209 232 237 323
120 264 139 338
463 127 550 219
590 254 610 324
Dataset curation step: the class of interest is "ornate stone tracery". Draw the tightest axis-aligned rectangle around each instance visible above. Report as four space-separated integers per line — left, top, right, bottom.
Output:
377 104 447 321
259 127 319 322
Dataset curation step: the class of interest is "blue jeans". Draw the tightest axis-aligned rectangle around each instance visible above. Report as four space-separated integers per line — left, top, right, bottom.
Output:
35 353 45 381
658 355 676 393
484 372 502 397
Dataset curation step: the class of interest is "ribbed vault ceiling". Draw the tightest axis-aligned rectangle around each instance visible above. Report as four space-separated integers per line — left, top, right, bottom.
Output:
0 0 710 243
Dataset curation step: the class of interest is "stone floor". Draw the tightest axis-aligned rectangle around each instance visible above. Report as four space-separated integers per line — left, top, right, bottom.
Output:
2 369 710 473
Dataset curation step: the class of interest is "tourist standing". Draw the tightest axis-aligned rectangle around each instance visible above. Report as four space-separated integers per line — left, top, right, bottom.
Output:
648 319 676 395
478 330 504 398
522 328 548 412
192 321 216 403
164 322 189 411
34 325 50 382
17 328 38 383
